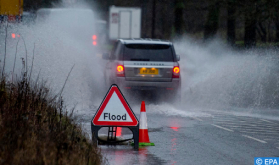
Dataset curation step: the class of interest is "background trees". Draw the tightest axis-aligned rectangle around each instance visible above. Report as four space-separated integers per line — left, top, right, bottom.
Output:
24 0 61 11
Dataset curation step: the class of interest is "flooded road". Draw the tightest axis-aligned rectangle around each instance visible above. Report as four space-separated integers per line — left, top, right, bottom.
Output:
80 104 279 165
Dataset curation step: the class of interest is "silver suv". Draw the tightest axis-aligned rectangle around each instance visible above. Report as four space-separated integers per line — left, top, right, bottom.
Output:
103 39 181 100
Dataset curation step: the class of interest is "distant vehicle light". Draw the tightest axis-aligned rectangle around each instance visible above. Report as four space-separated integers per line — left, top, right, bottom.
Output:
11 33 16 38
92 35 97 40
93 41 97 46
17 35 20 38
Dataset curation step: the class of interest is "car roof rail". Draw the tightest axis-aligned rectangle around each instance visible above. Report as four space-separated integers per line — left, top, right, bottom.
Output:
122 38 171 43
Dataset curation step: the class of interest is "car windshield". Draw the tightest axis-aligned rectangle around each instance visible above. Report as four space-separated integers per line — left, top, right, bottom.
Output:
123 44 173 61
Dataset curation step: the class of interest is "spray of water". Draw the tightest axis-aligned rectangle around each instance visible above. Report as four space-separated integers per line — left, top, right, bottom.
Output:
140 37 279 120
0 2 107 114
175 37 279 111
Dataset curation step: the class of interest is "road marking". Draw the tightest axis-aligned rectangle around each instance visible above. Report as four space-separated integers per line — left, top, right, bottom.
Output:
211 124 234 132
239 129 279 132
227 125 240 127
242 135 267 144
236 127 279 130
263 138 278 141
214 122 259 127
261 136 279 139
239 131 279 134
192 117 203 121
260 119 273 123
277 147 279 149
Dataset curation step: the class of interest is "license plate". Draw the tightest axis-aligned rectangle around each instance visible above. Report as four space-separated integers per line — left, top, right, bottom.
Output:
139 68 159 75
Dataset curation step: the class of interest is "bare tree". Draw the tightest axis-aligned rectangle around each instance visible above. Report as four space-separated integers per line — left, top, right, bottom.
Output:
227 0 236 45
204 0 220 40
174 0 184 36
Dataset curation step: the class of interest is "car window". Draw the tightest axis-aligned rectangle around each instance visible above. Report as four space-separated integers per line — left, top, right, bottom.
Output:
114 42 122 60
110 42 118 60
123 44 173 62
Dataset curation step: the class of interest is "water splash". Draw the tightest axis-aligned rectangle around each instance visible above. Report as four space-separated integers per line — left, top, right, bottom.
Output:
0 4 107 113
174 37 279 109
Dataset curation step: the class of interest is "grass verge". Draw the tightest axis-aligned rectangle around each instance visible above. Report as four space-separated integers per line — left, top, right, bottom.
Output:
0 73 102 164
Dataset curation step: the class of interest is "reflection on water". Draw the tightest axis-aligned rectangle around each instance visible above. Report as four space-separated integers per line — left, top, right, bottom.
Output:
114 150 124 164
170 127 179 131
138 147 148 164
171 137 177 165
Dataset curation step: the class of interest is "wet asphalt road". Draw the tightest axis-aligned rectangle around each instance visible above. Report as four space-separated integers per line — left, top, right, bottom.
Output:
91 108 279 165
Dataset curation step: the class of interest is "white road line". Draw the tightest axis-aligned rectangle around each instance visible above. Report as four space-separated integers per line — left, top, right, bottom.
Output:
237 129 279 132
260 119 275 124
213 122 237 125
192 117 203 121
239 131 279 134
242 125 278 128
214 122 259 127
239 129 279 132
261 136 279 139
263 138 278 141
213 120 236 122
214 124 275 128
229 126 241 128
242 135 267 144
211 124 234 132
235 127 279 130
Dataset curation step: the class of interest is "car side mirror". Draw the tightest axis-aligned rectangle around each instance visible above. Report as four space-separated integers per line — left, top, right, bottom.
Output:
102 53 110 60
176 54 180 61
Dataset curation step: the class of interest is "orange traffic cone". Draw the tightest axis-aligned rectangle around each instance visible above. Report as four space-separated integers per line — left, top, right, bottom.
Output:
139 101 155 146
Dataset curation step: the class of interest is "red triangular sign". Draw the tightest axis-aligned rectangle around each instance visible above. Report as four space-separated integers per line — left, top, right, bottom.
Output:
92 85 138 126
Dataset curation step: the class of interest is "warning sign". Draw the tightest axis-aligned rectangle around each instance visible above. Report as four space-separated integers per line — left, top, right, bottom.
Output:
92 85 138 126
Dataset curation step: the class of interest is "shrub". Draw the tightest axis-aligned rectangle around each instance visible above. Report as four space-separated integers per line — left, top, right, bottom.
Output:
0 69 102 165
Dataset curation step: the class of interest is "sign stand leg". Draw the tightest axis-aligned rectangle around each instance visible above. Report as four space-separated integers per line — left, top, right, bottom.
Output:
91 125 101 147
107 127 117 142
129 126 139 150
